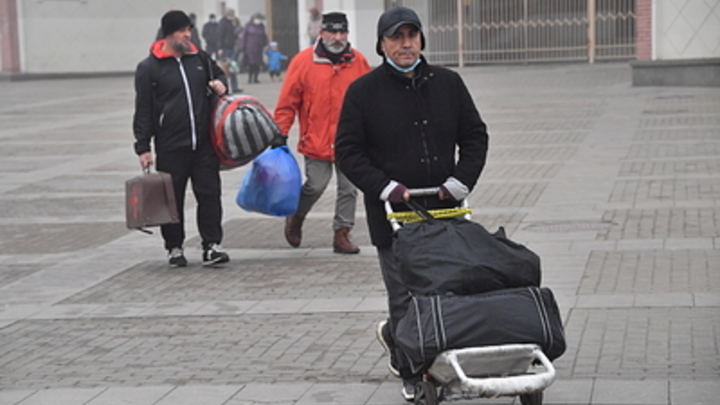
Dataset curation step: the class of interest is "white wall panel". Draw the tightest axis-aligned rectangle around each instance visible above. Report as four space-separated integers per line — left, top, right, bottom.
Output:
656 0 720 60
19 0 205 73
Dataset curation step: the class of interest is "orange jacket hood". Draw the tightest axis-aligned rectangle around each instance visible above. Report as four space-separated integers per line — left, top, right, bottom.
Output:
150 39 199 59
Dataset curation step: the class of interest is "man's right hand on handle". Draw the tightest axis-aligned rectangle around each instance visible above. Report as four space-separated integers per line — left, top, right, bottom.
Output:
388 184 410 203
139 152 154 170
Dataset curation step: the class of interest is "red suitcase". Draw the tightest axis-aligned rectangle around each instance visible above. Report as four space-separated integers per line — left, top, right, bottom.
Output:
125 170 179 233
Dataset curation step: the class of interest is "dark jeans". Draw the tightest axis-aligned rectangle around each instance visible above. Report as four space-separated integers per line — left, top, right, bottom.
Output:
156 143 223 251
248 63 260 83
221 48 239 91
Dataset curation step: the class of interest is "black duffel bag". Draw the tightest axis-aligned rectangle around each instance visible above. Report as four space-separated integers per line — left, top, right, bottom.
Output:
392 203 541 295
395 287 566 374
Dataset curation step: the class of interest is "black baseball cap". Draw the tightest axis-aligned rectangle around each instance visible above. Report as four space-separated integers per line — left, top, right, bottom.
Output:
375 7 425 55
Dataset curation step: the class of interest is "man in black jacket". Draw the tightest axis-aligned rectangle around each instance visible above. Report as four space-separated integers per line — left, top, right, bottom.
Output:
335 6 489 401
133 10 230 268
202 14 219 58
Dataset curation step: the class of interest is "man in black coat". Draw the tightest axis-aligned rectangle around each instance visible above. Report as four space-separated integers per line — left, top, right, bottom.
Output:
201 13 219 58
335 6 489 401
216 8 241 93
133 10 230 268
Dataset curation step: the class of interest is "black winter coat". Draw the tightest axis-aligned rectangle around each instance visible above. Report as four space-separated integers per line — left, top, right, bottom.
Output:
335 60 489 247
217 17 237 50
133 42 226 155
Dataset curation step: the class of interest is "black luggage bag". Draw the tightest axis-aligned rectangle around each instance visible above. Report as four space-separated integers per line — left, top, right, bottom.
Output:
393 213 541 296
394 287 566 374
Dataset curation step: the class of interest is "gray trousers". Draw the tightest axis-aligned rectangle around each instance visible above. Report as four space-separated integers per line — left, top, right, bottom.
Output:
297 156 357 230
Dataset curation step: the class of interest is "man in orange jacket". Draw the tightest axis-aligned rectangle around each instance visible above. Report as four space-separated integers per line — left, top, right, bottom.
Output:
273 12 371 254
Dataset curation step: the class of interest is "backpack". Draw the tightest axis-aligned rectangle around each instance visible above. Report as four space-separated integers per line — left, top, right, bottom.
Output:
211 95 281 169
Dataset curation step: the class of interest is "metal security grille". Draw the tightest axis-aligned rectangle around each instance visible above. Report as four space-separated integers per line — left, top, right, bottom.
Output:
384 0 635 65
595 0 636 60
268 0 300 62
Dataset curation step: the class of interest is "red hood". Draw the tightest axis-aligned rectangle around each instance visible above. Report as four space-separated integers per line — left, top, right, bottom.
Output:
150 40 199 59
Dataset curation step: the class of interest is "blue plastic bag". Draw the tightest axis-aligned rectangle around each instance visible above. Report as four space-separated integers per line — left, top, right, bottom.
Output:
236 146 301 217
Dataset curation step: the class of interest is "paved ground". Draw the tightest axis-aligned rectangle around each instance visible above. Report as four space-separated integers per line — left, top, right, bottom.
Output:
0 62 718 405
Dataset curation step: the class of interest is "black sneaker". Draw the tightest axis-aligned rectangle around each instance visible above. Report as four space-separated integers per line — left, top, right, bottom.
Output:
376 320 401 378
168 247 187 267
203 244 230 266
401 377 421 402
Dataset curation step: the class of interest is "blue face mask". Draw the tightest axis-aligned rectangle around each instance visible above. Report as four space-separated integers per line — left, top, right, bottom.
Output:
386 57 421 73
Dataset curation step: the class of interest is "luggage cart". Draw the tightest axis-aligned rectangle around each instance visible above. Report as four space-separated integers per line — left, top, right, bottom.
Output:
385 189 556 405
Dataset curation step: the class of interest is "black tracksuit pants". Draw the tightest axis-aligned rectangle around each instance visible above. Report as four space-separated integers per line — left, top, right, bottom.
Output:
156 143 223 251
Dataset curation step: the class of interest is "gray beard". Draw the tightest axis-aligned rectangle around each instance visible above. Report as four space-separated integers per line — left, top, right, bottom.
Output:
325 40 348 54
171 40 191 53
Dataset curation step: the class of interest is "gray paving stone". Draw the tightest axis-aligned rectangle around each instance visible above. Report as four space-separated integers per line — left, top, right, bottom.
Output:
633 293 694 307
670 380 720 405
592 379 668 404
693 292 720 307
544 378 594 404
0 390 35 405
86 386 174 405
15 387 106 405
227 382 313 404
153 385 243 405
296 382 379 404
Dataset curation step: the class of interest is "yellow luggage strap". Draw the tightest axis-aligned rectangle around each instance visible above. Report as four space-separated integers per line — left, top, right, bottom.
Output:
387 208 472 224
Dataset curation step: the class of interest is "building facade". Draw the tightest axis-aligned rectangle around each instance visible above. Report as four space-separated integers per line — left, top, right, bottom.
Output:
1 0 717 85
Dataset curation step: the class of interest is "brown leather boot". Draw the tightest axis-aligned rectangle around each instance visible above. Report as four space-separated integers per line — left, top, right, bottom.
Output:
333 227 360 254
284 214 305 248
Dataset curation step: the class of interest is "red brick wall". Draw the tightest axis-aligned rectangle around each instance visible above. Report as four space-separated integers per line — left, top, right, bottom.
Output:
0 0 21 72
636 0 652 60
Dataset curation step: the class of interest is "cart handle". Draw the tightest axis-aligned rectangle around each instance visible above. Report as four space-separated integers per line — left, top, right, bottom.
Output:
407 187 441 197
444 345 556 398
384 188 470 231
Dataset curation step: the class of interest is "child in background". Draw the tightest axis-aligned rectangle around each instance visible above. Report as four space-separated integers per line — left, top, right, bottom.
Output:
265 41 287 81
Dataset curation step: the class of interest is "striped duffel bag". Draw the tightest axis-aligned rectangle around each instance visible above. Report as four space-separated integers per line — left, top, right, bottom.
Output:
211 95 281 169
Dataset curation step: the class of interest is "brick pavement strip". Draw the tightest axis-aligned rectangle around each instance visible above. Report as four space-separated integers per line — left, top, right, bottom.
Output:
59 257 386 304
0 313 391 390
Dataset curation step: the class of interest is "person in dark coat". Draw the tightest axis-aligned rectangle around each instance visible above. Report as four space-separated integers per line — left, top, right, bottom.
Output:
188 13 202 51
242 12 269 84
216 8 241 93
134 10 231 268
335 6 489 401
201 13 219 58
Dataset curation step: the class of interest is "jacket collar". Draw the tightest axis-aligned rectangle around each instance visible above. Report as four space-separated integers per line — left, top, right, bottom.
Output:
381 55 433 86
150 40 199 59
313 39 355 65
